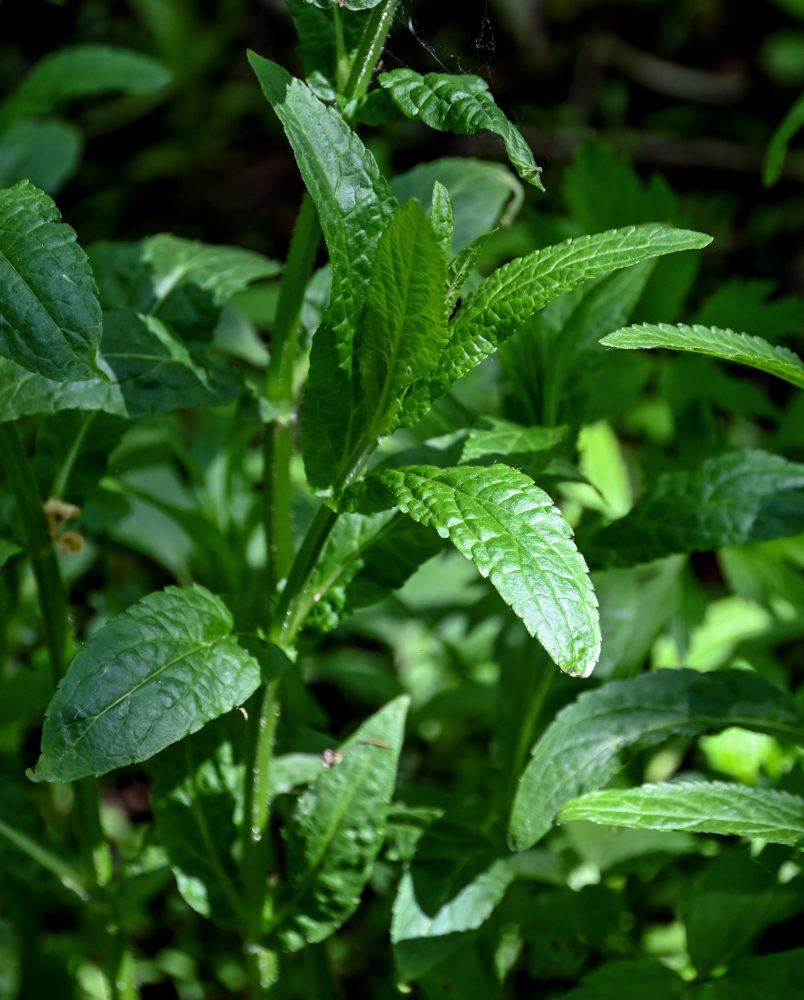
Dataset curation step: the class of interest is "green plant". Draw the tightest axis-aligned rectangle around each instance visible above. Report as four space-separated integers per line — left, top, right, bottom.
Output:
2 3 804 998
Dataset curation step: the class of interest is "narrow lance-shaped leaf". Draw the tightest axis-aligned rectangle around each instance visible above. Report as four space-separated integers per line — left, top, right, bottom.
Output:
582 450 804 570
402 224 712 426
601 323 804 390
509 667 804 850
559 781 804 847
357 199 448 435
347 464 600 677
0 181 102 381
764 91 804 187
0 44 171 123
269 695 409 950
428 180 454 260
303 0 384 9
31 585 263 783
379 69 545 190
248 52 396 488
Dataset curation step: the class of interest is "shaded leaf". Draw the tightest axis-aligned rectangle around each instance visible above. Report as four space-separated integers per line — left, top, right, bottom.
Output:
764 91 804 186
270 696 409 950
559 781 804 846
379 69 544 189
696 949 804 1000
347 464 600 676
0 180 101 380
602 323 804 390
509 668 803 850
0 44 171 123
0 119 81 193
555 958 685 1000
583 451 804 569
31 585 262 782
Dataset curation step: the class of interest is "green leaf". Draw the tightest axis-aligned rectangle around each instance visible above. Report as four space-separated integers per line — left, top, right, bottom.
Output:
357 199 448 434
601 323 804 390
555 959 685 1000
285 0 366 101
407 224 712 421
304 0 384 9
428 180 454 261
31 585 262 783
390 158 521 253
269 695 409 950
582 451 804 569
683 850 803 975
460 418 567 471
379 70 544 190
696 949 804 1000
558 781 804 847
764 91 804 186
0 119 82 193
150 716 245 924
248 52 396 488
693 278 804 342
347 464 600 676
0 181 102 381
392 851 517 981
0 45 171 123
509 668 803 850
0 310 243 421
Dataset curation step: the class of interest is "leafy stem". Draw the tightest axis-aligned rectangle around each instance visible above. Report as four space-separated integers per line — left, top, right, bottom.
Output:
344 0 398 102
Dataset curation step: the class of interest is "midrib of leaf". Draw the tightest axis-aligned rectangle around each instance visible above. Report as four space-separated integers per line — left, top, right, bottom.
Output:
182 738 243 920
48 637 218 763
267 749 377 933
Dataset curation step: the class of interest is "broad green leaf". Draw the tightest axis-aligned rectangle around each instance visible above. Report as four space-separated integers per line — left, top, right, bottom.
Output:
0 310 243 421
695 949 804 1000
31 585 262 783
0 45 171 123
764 91 804 186
405 224 712 423
248 53 396 487
509 668 803 850
683 850 802 975
460 418 567 470
392 851 517 981
379 70 544 190
390 158 521 253
559 781 804 846
601 323 804 390
347 464 600 676
0 119 81 193
556 959 685 1000
150 716 245 924
583 451 804 569
0 181 101 381
269 695 408 950
357 200 448 434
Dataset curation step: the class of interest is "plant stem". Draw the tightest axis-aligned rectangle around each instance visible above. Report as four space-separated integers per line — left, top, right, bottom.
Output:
51 410 96 499
344 0 398 102
263 193 320 592
332 3 350 94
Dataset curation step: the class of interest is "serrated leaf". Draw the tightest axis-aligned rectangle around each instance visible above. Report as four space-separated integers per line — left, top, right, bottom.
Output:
559 781 804 846
460 418 567 469
357 199 448 434
248 53 396 488
391 851 517 981
347 464 600 676
0 119 82 193
509 668 803 850
304 0 383 9
390 158 521 253
0 180 101 380
405 225 711 423
31 585 262 783
270 695 408 950
150 716 245 924
583 451 804 569
602 323 804 390
694 278 804 342
379 70 544 189
764 91 804 186
429 180 454 261
0 45 171 123
0 310 243 421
